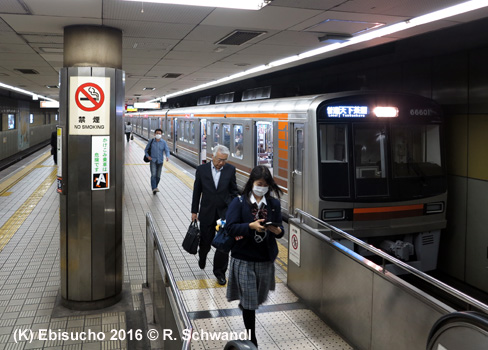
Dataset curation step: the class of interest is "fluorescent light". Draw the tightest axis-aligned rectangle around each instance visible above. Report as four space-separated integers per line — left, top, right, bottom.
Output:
119 0 271 10
40 101 60 108
0 82 58 102
409 0 488 26
134 102 161 109
268 55 301 67
157 0 488 101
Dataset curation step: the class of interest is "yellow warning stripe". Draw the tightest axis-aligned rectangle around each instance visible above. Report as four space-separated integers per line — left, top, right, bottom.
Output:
177 276 283 291
0 168 57 252
0 152 51 196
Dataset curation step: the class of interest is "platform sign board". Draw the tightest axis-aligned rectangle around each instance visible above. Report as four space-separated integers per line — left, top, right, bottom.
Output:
92 136 110 190
289 224 301 266
69 77 110 135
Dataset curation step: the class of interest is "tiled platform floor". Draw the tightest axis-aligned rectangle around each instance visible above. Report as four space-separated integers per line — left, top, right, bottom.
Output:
0 138 352 350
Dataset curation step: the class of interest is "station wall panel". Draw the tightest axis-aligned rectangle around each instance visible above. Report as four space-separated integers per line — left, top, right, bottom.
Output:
445 114 468 178
465 178 488 292
467 114 488 181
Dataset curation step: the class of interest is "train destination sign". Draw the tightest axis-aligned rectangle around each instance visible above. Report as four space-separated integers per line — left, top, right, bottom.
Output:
69 77 111 135
327 105 368 118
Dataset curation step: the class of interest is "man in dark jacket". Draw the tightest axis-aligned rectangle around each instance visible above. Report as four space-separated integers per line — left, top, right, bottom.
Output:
191 145 238 285
50 130 57 165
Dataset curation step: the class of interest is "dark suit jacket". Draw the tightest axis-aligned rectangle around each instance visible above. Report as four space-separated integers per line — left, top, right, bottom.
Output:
191 162 238 226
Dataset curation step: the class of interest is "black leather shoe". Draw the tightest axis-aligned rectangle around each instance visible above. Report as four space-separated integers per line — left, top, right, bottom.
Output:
217 276 226 285
198 258 206 270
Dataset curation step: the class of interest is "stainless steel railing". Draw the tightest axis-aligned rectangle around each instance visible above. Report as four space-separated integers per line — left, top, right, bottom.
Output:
146 212 192 350
294 208 488 314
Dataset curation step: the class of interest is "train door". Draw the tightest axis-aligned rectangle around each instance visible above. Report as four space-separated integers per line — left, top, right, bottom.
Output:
200 119 207 163
291 123 305 213
255 121 273 174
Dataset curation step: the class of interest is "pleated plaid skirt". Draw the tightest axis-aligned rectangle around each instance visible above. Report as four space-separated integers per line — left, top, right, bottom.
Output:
226 257 275 310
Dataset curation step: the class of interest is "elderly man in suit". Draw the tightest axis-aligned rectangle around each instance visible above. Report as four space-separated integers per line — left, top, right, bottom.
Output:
191 145 238 285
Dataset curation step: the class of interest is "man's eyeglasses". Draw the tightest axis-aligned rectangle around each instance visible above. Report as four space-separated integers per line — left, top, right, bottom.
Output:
215 158 227 163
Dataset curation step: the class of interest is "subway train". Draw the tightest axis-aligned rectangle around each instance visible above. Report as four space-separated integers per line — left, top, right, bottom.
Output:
126 91 447 271
0 95 58 165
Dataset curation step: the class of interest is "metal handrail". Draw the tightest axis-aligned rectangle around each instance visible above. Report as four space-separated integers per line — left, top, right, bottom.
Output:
294 208 488 315
146 213 193 350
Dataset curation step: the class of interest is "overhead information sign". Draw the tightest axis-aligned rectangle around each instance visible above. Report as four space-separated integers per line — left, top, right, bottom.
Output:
69 77 110 135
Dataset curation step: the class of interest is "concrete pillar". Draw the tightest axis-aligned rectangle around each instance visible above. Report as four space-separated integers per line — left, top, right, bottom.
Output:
58 25 125 309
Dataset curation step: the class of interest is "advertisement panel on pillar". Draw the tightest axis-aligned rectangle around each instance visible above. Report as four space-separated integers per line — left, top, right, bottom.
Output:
92 136 110 190
56 127 63 193
69 76 111 135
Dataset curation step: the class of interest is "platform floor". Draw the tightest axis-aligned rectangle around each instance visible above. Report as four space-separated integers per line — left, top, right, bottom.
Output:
0 137 352 350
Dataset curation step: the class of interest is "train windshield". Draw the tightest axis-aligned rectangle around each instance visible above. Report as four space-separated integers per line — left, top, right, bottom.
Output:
319 122 445 200
391 125 443 178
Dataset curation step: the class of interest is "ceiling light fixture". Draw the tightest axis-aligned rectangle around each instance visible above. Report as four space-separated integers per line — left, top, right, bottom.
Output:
0 82 57 102
151 0 488 101
120 0 272 10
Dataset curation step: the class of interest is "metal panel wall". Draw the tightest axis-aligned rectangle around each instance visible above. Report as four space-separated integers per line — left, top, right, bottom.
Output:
287 219 454 350
371 275 446 350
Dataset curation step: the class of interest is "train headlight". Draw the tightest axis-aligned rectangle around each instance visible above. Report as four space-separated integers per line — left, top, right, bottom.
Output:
373 107 398 118
425 202 444 214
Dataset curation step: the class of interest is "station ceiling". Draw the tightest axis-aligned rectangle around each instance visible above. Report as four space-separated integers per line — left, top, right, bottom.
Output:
0 0 487 104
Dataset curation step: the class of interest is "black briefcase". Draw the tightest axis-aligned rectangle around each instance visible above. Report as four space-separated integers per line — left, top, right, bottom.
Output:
182 221 200 254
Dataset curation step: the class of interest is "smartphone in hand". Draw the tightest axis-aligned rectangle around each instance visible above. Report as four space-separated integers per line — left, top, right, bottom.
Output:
264 222 281 227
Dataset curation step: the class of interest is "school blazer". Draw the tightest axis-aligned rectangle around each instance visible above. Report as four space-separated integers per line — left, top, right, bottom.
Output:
191 162 238 225
225 195 285 262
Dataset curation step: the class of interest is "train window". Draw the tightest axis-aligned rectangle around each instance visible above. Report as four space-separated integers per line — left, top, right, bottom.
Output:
222 124 231 149
213 123 220 146
295 129 304 172
179 121 184 141
354 126 386 179
391 125 443 177
184 121 189 142
320 124 347 162
256 122 273 168
233 125 243 159
189 121 195 144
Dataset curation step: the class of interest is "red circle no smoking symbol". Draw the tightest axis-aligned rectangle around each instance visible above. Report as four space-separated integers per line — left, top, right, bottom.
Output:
291 234 298 250
75 82 105 112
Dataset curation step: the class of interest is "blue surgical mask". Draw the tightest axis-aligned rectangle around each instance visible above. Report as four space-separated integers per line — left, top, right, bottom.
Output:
252 185 268 197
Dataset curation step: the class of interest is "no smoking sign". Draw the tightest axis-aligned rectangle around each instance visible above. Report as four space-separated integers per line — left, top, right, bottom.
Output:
75 83 105 112
69 76 111 135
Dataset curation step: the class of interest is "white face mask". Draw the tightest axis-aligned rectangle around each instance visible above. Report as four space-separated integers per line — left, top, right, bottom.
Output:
252 185 268 197
155 134 162 140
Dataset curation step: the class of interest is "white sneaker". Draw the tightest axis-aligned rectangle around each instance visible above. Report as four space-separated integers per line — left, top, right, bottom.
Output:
154 188 159 192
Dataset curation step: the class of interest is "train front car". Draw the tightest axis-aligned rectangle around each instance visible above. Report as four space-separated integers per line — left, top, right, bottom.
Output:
309 92 446 272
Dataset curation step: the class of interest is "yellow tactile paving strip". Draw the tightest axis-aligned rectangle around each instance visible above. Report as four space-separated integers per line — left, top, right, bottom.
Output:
0 167 57 252
134 136 288 290
0 152 51 196
176 276 283 291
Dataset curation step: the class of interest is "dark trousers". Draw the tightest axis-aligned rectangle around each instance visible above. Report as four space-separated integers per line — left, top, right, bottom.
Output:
125 132 130 142
199 216 229 278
